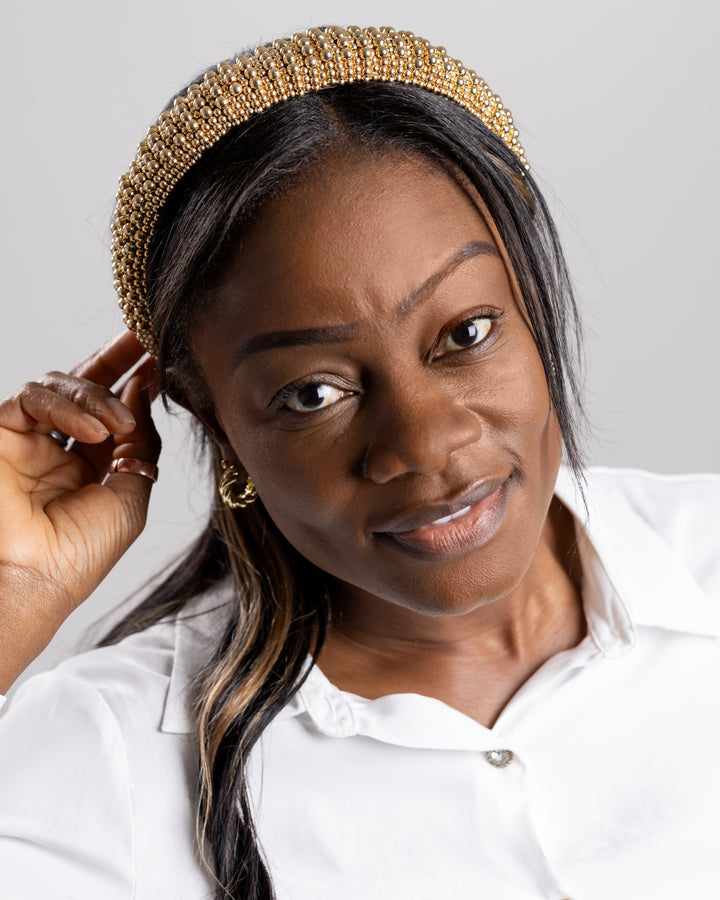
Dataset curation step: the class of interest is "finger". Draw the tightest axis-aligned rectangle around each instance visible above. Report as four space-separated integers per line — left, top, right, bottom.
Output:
104 370 162 516
113 368 162 460
67 358 160 476
0 383 111 442
70 331 149 389
35 372 138 436
112 356 159 405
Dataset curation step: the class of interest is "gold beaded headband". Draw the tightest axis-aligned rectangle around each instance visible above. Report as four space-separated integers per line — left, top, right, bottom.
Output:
112 25 527 356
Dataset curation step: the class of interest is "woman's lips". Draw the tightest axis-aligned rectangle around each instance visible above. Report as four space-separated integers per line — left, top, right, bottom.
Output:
374 476 511 561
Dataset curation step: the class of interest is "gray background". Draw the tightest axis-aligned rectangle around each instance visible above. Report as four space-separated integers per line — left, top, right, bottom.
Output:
3 0 718 686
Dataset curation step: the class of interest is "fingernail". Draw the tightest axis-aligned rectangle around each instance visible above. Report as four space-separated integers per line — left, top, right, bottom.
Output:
81 413 109 435
107 397 136 426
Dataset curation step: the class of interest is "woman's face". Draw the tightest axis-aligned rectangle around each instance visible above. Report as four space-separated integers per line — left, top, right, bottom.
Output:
193 150 563 616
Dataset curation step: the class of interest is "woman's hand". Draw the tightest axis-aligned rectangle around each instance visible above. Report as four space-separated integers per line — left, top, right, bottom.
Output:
0 332 161 693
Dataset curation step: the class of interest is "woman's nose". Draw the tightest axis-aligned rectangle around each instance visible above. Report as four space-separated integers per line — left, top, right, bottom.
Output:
361 386 483 484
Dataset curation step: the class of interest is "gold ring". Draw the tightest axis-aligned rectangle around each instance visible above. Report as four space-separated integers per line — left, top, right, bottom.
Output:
109 457 159 483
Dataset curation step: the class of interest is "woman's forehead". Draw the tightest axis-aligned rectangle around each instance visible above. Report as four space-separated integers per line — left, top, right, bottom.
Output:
216 151 500 296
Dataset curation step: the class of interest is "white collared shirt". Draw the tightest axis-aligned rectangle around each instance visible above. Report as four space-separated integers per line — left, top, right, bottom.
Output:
0 467 719 899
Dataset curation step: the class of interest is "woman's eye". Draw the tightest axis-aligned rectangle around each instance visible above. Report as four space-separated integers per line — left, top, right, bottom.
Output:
439 316 493 354
282 382 347 413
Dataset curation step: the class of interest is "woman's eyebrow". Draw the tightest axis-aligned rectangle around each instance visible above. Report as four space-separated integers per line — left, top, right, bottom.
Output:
230 241 498 370
397 240 498 319
231 324 358 370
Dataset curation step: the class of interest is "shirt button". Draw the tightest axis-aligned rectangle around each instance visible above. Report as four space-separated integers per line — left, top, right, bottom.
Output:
484 749 514 768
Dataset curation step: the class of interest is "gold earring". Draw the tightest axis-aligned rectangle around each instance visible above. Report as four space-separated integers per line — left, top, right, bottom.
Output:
218 459 258 509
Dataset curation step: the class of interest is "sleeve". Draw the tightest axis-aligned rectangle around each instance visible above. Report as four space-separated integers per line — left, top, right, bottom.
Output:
0 671 135 900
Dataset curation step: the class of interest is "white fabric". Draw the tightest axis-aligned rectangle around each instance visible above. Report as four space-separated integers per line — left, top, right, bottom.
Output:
0 467 719 900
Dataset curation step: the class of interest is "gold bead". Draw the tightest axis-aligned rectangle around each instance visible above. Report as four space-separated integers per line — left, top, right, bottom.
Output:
112 24 528 356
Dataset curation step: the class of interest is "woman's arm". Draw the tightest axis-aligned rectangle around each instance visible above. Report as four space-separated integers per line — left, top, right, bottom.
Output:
0 331 160 692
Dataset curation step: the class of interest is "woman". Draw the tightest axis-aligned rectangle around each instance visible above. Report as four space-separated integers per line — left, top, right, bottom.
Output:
0 25 718 900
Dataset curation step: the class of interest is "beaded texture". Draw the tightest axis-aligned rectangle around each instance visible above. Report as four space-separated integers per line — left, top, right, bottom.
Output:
111 26 527 356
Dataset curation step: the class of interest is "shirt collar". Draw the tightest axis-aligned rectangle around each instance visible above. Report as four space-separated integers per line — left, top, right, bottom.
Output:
554 467 720 643
161 586 235 734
